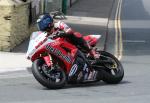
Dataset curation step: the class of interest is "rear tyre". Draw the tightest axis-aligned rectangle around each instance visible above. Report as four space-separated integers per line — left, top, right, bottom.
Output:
98 51 124 84
32 58 66 89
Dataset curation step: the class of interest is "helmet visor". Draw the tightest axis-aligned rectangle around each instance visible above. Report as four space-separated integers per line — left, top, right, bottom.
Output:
37 15 53 31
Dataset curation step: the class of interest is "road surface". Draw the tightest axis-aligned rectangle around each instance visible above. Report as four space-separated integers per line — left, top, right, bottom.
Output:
0 0 150 103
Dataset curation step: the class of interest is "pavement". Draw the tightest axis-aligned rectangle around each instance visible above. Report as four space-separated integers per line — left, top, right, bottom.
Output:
0 0 115 73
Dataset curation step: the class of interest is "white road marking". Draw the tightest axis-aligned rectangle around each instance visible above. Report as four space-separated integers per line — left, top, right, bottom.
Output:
120 20 150 29
0 67 27 73
123 40 146 43
0 69 32 79
0 73 32 79
62 16 108 26
115 0 123 60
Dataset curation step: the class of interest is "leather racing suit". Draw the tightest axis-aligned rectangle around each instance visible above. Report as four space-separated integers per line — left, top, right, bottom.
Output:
54 21 91 52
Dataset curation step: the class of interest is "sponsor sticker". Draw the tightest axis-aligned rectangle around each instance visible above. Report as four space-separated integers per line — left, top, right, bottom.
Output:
69 64 78 77
46 45 72 63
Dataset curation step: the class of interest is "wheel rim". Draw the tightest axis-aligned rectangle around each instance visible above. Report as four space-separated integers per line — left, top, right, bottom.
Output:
101 55 120 76
38 61 65 84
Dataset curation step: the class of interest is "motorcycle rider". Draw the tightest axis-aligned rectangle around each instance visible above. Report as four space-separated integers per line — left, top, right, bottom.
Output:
36 13 98 81
37 13 98 58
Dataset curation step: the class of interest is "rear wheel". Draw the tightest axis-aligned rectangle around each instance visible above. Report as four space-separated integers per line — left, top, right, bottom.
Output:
98 51 124 84
32 58 66 89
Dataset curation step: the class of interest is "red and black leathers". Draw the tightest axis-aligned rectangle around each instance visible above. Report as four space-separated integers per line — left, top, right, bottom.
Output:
53 21 91 52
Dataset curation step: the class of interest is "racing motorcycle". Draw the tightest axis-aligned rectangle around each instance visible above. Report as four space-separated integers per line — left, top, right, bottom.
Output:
26 31 124 89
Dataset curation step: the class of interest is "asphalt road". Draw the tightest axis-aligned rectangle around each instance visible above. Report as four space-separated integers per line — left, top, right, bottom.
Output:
121 0 150 102
1 0 150 103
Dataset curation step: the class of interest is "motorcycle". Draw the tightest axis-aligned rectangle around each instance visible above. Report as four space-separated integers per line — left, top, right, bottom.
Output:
26 31 124 89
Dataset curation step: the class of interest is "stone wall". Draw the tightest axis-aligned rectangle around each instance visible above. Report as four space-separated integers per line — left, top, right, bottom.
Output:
0 0 30 51
0 0 78 51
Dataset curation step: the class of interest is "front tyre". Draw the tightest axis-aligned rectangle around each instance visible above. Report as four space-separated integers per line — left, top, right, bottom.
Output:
32 59 66 89
99 51 124 84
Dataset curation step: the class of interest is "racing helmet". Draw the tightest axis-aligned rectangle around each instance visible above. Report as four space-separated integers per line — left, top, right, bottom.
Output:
37 13 54 31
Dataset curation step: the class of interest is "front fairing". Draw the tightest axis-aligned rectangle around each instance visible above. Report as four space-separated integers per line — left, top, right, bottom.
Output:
26 31 78 74
26 31 48 59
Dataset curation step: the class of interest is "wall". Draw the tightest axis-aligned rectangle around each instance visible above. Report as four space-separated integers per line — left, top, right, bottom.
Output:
0 0 30 51
0 0 78 51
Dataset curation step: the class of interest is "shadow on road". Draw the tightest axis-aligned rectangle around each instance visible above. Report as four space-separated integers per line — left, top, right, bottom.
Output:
33 80 130 90
11 38 30 53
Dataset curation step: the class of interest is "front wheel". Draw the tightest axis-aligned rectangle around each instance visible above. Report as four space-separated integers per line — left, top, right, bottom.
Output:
98 51 124 84
32 58 66 89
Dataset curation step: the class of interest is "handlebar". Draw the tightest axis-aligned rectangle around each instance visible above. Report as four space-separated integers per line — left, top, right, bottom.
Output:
48 30 66 39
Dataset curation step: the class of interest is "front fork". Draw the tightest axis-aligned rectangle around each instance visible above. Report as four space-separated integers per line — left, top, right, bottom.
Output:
43 54 53 67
